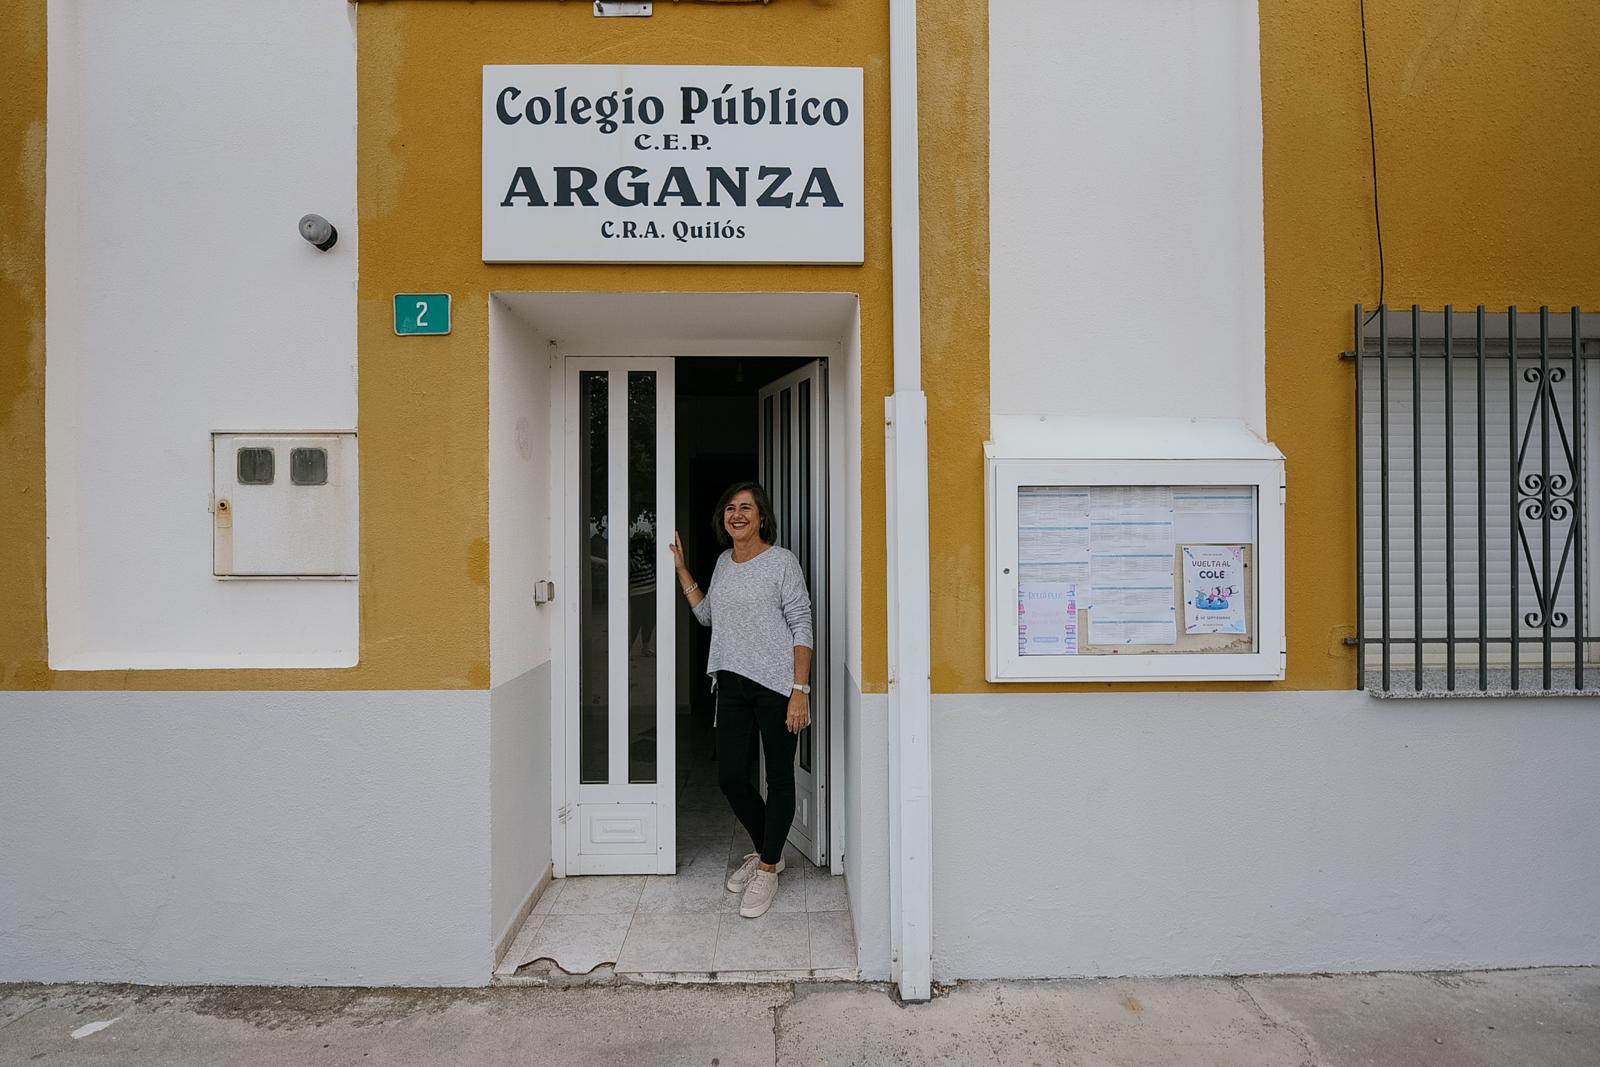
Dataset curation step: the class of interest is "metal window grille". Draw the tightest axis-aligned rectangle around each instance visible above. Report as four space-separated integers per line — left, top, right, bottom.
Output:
1352 305 1598 694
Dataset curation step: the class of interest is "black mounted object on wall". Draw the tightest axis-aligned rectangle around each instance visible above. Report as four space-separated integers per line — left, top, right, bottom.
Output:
298 213 339 252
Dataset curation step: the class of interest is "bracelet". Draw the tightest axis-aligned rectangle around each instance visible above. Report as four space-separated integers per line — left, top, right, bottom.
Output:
681 583 699 596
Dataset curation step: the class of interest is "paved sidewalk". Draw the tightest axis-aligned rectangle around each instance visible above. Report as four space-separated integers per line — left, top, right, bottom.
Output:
2 968 1596 1066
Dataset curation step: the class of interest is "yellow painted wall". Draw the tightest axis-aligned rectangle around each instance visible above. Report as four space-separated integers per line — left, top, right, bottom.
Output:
34 3 1590 696
0 0 472 692
928 0 1600 694
1260 0 1600 691
4 0 1007 694
920 2 992 695
359 0 988 695
357 0 897 692
0 0 49 690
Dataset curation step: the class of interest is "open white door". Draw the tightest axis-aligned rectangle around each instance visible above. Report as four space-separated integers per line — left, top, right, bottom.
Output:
561 358 676 875
758 361 830 867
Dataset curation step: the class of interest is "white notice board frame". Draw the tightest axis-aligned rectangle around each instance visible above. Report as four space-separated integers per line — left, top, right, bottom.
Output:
985 422 1286 682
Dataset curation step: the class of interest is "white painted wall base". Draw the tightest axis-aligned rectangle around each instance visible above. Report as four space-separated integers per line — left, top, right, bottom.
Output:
844 670 891 980
930 690 1600 980
486 297 556 930
0 690 493 986
11 683 1585 986
491 662 552 947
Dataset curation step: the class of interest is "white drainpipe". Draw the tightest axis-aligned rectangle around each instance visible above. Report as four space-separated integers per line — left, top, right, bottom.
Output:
886 0 934 1003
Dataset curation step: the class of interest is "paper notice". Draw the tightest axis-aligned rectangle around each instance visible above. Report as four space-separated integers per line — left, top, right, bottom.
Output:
1088 586 1177 645
1183 545 1247 635
1173 489 1256 544
1018 581 1078 656
1091 486 1174 517
1021 487 1090 524
1017 488 1090 585
1089 491 1175 558
1173 489 1254 513
1086 486 1176 645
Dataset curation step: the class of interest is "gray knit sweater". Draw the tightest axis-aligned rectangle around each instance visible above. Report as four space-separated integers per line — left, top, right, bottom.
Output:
690 545 814 697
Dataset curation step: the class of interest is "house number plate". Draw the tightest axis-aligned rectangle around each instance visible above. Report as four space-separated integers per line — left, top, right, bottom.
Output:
393 294 451 336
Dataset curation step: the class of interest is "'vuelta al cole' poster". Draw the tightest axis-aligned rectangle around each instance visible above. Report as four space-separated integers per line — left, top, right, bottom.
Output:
1182 546 1247 635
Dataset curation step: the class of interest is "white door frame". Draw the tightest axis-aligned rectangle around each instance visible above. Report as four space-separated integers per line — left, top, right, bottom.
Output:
757 360 830 867
552 357 676 876
826 356 845 877
549 352 848 879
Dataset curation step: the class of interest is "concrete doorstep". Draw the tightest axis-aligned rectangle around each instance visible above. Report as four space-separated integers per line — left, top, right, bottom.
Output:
1 968 1596 1066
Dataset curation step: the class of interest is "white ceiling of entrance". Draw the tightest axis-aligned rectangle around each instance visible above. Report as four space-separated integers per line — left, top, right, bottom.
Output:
492 291 858 357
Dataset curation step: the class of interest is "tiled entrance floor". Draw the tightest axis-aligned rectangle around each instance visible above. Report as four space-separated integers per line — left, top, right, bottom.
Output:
496 713 857 983
496 826 856 982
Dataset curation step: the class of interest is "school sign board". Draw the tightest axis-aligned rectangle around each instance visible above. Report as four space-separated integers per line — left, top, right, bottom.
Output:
482 65 864 264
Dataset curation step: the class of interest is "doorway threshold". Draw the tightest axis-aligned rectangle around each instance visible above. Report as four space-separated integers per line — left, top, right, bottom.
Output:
493 962 861 989
493 832 858 986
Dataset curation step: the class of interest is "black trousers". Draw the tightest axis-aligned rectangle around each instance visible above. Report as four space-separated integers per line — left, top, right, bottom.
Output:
716 671 799 865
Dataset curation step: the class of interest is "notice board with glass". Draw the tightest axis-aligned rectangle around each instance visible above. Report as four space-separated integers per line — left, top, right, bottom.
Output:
986 451 1286 682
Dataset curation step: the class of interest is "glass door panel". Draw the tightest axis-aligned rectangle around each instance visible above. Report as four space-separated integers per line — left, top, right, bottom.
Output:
627 371 658 784
563 358 676 875
797 378 813 775
579 371 609 784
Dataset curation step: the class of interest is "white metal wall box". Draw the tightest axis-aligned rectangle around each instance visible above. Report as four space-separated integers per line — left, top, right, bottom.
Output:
211 432 359 578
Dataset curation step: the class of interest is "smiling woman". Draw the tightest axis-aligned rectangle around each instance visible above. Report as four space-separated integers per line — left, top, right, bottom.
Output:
670 480 814 919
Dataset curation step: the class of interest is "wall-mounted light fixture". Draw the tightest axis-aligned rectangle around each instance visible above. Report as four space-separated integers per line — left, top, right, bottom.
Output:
298 214 339 252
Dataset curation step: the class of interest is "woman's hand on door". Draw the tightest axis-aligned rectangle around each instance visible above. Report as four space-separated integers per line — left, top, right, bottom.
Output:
669 531 688 579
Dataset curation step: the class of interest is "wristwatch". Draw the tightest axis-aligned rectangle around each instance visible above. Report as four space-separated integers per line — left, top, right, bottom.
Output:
791 683 811 694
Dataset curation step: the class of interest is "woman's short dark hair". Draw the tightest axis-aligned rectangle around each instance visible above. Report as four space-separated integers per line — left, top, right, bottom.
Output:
712 480 778 547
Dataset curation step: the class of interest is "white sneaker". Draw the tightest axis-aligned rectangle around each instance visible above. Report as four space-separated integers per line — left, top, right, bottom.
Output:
726 852 784 892
739 868 780 918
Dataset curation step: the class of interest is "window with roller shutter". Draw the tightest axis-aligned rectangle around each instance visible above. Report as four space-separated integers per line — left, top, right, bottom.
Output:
1355 307 1599 693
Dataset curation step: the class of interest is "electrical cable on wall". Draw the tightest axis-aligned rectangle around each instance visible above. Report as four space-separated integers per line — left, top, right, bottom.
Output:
1360 0 1385 324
